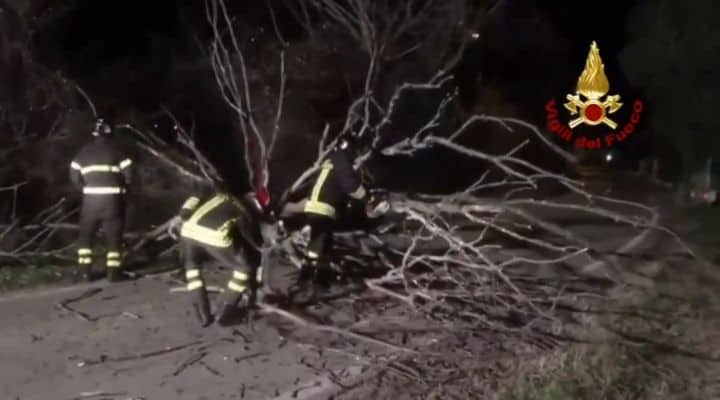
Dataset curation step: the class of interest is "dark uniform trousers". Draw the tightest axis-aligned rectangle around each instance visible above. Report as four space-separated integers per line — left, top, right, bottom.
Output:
302 149 366 279
179 194 263 326
305 214 334 269
77 195 125 272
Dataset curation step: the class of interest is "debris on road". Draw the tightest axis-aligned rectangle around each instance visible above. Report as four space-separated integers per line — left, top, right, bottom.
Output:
75 340 204 367
56 288 103 322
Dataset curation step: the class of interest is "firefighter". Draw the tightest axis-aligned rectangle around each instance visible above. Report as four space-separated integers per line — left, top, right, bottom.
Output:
298 136 387 286
70 118 132 282
178 185 271 327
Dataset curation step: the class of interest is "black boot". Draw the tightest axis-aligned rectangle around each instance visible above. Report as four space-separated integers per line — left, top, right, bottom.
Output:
256 279 281 304
216 291 246 326
82 265 93 282
313 267 332 289
106 268 122 283
251 286 265 306
191 289 214 327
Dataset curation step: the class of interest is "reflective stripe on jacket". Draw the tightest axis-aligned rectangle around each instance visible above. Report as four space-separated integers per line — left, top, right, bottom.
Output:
70 137 132 195
304 149 366 219
304 161 337 218
179 195 202 220
180 194 256 248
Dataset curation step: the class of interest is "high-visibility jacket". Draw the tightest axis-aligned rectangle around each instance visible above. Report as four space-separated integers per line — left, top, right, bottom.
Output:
70 137 132 195
180 193 260 249
304 149 367 219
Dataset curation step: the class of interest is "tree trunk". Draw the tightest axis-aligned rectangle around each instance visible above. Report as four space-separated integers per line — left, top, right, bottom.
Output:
673 150 693 206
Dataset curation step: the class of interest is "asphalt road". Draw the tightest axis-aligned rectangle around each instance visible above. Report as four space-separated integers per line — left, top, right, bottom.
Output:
0 271 379 400
0 189 677 400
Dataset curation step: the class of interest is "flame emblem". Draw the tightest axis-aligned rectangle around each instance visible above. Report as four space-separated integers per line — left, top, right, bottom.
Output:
564 41 622 129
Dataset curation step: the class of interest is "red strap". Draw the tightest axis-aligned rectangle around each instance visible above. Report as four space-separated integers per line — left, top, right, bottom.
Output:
256 186 270 208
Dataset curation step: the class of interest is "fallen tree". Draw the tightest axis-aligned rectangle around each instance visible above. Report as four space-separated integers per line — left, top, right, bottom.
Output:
177 0 694 349
1 0 693 353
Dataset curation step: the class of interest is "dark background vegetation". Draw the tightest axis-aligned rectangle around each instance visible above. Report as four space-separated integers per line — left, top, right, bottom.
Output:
0 0 716 228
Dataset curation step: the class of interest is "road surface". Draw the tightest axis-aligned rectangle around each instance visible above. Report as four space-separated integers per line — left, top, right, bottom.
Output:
0 191 681 400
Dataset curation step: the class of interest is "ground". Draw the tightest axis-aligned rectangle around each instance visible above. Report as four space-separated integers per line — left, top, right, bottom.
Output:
1 183 719 400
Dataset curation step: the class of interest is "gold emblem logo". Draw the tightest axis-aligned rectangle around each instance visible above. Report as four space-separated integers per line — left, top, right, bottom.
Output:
563 41 622 129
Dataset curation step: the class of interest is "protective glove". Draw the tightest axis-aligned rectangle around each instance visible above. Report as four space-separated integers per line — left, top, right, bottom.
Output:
276 219 287 238
167 215 183 240
366 199 390 218
260 219 286 245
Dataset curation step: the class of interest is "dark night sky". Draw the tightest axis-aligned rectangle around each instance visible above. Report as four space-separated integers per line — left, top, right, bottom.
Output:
540 0 638 90
540 1 637 55
31 0 646 179
27 0 641 122
30 0 644 134
484 0 638 85
37 1 277 69
38 0 638 79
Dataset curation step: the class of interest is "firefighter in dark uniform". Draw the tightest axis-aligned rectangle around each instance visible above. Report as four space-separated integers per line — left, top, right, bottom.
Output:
297 137 372 286
178 186 270 327
70 118 132 282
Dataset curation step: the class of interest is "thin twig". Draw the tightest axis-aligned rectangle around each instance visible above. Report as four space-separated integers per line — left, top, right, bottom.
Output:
171 351 208 376
260 304 417 354
76 340 204 367
56 288 103 322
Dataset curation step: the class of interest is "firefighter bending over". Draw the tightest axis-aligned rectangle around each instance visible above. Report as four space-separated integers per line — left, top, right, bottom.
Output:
178 185 272 327
298 136 388 287
70 118 132 282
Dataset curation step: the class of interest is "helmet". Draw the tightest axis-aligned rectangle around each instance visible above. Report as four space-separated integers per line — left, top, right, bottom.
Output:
335 131 363 152
335 137 350 152
92 118 112 136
